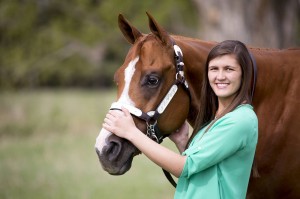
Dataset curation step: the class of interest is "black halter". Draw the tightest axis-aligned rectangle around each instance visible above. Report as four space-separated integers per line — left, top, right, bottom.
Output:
109 40 189 188
144 42 190 143
110 41 190 144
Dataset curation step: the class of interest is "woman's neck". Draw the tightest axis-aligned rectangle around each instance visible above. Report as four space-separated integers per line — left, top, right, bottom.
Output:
216 98 234 118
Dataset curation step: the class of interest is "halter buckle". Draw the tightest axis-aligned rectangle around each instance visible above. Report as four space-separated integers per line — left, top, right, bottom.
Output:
146 120 160 143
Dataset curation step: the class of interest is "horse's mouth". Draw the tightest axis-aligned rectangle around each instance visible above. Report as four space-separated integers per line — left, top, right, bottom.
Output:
95 128 142 175
109 153 134 175
97 152 135 175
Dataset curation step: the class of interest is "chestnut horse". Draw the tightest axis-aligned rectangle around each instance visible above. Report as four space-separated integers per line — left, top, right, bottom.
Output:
95 13 300 198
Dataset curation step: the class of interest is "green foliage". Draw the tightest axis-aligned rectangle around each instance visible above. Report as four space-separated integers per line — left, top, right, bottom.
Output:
0 0 198 89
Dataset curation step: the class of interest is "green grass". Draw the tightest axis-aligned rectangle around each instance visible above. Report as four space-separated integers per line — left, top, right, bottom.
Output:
0 89 175 199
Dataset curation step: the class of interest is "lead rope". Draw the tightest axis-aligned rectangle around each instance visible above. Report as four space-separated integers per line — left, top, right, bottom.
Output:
163 168 177 187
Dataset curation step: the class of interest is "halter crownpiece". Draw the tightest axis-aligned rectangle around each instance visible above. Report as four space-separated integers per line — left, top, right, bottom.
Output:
173 44 189 90
174 45 183 58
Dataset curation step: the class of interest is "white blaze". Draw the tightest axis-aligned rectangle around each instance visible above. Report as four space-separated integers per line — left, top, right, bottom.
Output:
118 57 139 104
95 57 139 154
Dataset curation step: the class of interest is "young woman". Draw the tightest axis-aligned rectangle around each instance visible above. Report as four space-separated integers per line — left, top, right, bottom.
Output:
103 40 258 199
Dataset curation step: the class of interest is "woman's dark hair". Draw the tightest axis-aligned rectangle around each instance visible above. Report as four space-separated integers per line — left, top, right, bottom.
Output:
186 40 255 148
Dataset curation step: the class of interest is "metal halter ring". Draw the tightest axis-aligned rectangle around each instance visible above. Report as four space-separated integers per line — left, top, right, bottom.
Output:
176 72 185 83
146 120 159 142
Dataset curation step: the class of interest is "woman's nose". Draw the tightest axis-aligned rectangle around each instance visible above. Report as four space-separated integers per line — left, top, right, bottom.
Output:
216 70 226 80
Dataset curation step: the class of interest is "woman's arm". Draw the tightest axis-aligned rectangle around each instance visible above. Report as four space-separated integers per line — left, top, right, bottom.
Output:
169 121 190 154
103 107 186 178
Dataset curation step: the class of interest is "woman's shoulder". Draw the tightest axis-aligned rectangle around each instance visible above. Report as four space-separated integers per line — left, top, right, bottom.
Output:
232 104 256 118
213 104 258 142
219 104 258 127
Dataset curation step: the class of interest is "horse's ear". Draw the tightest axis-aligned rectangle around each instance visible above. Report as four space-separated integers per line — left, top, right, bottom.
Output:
118 14 142 44
146 12 171 45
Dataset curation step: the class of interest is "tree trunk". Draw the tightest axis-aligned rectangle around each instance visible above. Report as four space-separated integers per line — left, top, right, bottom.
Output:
192 0 300 48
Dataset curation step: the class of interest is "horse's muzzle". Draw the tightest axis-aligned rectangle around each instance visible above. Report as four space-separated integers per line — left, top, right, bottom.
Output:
95 130 138 175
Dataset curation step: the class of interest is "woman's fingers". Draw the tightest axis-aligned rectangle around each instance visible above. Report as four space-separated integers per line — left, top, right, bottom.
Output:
104 117 113 126
121 107 130 116
103 122 113 132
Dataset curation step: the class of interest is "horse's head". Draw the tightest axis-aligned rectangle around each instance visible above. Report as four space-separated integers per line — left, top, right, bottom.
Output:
95 13 190 175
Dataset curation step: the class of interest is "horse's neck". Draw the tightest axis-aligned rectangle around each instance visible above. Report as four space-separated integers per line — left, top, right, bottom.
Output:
173 36 215 126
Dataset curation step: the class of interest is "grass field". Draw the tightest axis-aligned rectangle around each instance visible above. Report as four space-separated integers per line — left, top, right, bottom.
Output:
0 89 176 199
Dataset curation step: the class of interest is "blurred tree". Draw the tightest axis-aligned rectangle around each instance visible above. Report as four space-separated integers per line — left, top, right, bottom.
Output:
3 0 297 89
193 0 300 48
0 0 198 89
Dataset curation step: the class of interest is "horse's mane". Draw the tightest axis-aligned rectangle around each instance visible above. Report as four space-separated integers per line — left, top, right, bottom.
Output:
171 35 280 52
171 34 216 45
149 33 298 53
248 46 280 51
249 46 300 54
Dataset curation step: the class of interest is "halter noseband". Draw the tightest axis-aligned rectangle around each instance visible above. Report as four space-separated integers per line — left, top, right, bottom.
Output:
110 41 190 144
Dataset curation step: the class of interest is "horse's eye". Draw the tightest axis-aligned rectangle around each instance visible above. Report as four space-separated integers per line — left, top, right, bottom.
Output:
147 76 160 87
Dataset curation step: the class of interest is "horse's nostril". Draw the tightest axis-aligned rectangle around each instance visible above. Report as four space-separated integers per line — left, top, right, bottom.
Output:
107 141 122 161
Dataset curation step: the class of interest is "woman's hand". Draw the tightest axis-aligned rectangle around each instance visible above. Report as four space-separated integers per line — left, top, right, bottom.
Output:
103 107 187 178
169 121 189 153
103 107 137 140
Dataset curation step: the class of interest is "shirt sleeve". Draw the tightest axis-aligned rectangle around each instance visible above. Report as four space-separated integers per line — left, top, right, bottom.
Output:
180 108 257 179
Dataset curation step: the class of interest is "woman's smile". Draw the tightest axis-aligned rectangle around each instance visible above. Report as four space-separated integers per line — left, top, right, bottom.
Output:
215 83 229 89
208 54 242 104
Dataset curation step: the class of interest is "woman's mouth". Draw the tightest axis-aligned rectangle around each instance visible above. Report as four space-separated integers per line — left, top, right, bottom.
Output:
216 83 229 89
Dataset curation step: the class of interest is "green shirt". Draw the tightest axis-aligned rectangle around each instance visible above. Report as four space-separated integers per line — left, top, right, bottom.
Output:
174 104 258 199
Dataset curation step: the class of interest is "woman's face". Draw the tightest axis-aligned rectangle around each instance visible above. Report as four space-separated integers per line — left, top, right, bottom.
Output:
208 54 242 104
